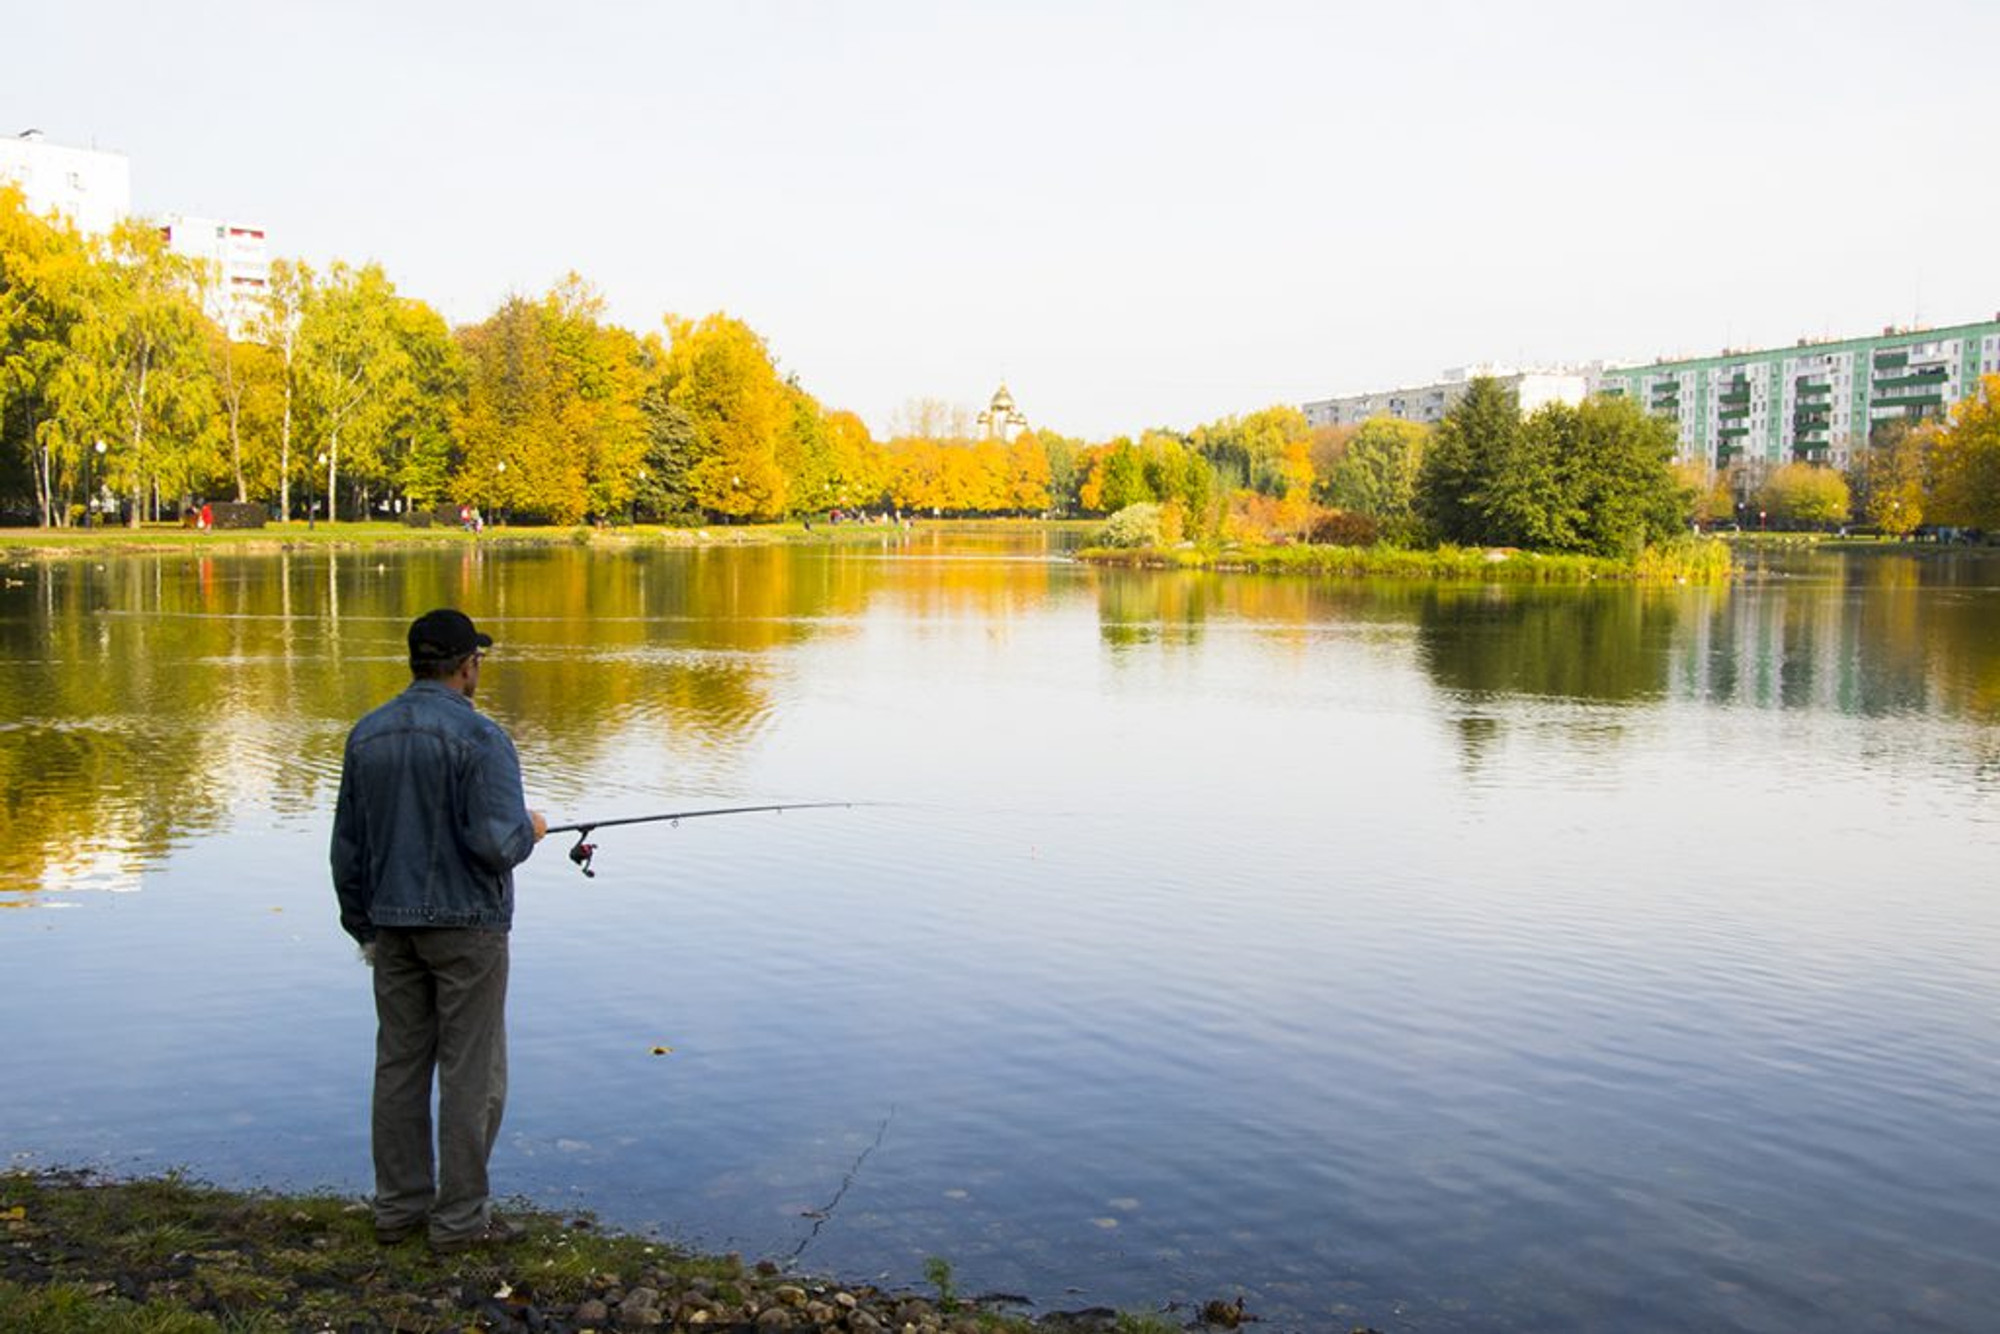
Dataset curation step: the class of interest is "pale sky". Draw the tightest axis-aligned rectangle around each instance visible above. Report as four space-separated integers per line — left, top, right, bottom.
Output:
10 0 1998 440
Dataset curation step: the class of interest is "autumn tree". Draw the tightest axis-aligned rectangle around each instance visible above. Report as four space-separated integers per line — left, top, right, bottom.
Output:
250 259 311 520
1926 375 2000 530
1759 462 1851 528
55 219 218 526
1671 461 1731 529
0 184 94 524
823 409 886 511
661 313 791 521
1005 433 1053 512
778 379 837 516
297 261 407 521
1308 423 1358 503
1852 419 1926 536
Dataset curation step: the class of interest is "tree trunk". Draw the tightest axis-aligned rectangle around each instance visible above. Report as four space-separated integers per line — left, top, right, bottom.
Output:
325 431 340 524
230 396 247 503
278 371 294 521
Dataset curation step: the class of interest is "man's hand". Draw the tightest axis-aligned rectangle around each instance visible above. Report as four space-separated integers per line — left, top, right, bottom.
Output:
529 809 548 842
359 939 377 967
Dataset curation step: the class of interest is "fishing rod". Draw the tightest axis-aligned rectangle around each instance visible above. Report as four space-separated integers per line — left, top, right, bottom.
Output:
544 802 862 877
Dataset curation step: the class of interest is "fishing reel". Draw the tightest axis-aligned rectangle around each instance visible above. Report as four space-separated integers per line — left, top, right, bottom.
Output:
545 802 857 879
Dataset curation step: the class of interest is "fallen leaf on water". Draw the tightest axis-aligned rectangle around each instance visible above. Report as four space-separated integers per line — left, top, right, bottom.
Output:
650 1045 674 1055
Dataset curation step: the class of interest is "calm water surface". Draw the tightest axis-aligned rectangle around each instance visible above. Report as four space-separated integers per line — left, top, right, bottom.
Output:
2 531 1996 1333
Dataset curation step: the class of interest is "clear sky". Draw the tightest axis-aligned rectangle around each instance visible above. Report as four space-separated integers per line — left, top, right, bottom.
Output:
10 0 1998 440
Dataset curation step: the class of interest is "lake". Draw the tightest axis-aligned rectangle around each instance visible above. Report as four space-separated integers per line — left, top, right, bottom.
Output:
2 529 1996 1333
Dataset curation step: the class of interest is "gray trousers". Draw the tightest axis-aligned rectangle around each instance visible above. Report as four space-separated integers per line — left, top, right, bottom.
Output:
370 927 510 1241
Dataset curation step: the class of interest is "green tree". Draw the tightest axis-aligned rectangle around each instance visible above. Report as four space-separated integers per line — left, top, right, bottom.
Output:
1328 416 1427 540
634 376 701 522
1084 438 1149 513
1034 430 1084 513
1418 377 1519 544
381 297 464 510
1563 396 1688 555
1418 385 1684 555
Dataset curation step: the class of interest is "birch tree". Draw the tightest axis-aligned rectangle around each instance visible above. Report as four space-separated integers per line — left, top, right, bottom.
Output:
297 261 404 521
55 220 216 526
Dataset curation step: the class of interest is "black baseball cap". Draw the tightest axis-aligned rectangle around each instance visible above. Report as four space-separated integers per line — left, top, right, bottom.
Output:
408 608 493 665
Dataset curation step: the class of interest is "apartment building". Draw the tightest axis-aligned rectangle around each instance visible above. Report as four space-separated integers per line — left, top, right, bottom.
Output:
160 214 271 339
1592 319 2000 472
0 128 130 236
1303 364 1593 430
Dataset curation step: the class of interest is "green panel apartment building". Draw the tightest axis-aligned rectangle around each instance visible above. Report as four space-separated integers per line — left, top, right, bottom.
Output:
1593 318 2000 474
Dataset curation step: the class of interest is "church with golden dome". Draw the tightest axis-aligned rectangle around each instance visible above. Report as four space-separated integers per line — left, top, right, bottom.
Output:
976 383 1030 443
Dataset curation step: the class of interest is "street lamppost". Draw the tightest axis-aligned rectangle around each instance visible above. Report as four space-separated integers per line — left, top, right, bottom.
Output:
634 467 646 526
311 452 327 529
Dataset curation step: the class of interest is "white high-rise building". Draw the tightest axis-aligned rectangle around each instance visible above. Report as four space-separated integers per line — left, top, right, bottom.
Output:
1303 364 1593 430
0 129 131 236
160 214 270 339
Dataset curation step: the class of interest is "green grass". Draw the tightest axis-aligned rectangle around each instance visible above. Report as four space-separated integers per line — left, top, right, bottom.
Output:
1 1170 1204 1334
1080 535 1734 583
0 518 859 554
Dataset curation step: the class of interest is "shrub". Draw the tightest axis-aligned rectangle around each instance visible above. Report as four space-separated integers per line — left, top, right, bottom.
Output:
1098 502 1164 548
1307 510 1378 547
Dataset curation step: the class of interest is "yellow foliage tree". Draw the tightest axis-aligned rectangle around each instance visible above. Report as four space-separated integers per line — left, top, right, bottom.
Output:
1926 376 2000 531
662 313 790 521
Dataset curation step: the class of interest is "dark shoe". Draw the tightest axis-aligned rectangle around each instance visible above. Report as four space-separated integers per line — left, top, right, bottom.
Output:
430 1215 525 1253
374 1219 423 1245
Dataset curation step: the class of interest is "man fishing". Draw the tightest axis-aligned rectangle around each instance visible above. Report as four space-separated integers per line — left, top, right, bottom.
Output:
331 608 547 1252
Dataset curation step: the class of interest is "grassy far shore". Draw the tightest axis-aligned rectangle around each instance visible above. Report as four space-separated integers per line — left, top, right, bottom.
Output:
1077 534 1737 583
1 519 1969 580
2 1169 1268 1334
0 518 889 555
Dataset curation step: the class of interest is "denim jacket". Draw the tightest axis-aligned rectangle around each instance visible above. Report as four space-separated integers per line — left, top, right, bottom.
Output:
331 680 538 942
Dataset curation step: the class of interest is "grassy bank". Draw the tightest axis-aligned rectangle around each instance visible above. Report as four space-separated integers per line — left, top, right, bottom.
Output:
1078 536 1734 584
0 1170 1224 1334
0 520 886 557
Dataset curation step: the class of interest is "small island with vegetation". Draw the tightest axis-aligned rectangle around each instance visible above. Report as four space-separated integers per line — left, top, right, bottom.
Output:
1079 383 1734 583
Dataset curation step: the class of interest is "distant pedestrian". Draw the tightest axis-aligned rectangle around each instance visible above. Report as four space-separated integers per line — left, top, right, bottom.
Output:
331 609 547 1251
